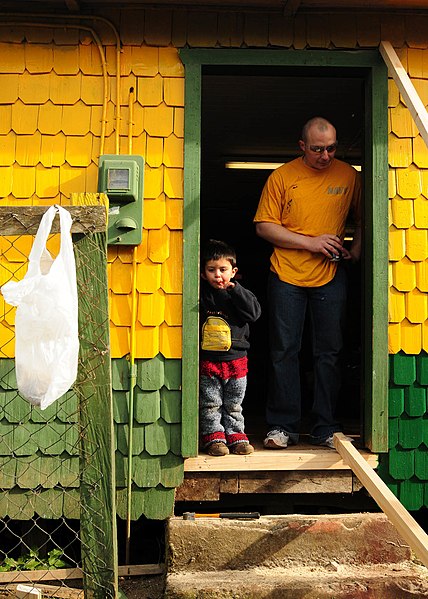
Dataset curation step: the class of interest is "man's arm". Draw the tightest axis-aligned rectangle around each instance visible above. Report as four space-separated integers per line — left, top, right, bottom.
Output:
255 222 344 258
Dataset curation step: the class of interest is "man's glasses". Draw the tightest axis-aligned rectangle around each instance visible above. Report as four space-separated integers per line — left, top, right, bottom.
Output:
308 143 338 154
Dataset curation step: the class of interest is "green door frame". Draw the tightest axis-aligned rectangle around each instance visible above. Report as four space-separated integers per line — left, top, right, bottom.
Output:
180 49 389 456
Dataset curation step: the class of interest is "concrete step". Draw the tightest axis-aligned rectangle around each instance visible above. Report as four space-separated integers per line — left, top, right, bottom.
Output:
165 513 428 598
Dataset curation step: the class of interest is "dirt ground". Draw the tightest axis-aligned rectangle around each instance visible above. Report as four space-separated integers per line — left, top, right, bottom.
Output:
119 574 166 598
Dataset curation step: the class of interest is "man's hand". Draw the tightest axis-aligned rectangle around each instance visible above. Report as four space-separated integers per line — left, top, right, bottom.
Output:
306 234 344 259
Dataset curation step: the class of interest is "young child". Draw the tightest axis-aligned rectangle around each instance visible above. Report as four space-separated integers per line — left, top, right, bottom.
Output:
199 239 261 456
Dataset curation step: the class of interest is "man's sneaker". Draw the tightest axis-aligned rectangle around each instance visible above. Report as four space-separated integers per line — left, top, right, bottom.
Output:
206 441 229 456
320 434 353 449
263 429 289 449
231 442 254 455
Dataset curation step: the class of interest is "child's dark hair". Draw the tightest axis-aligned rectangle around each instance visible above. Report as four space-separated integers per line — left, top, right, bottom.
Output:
201 239 237 269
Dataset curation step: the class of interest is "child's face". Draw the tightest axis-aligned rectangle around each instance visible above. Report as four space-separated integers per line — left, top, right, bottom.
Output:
202 258 237 290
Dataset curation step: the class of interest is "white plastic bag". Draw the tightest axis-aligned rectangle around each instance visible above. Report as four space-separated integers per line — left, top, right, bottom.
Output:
1 205 79 409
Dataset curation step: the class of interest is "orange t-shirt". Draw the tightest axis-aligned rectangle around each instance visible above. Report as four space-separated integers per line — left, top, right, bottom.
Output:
254 157 361 287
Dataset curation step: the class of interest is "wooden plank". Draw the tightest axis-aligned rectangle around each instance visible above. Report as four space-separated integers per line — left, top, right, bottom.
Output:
380 41 428 148
334 432 428 569
0 205 106 236
0 564 163 584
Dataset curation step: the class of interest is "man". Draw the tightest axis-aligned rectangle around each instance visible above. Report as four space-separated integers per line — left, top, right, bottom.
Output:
254 117 361 449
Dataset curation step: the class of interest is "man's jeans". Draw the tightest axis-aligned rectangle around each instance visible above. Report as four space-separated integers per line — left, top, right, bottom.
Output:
266 269 347 444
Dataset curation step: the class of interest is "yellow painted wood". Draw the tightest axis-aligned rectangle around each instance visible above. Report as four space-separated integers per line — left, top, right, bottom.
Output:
0 105 12 135
416 260 428 292
1 236 32 262
396 167 422 199
407 48 428 78
53 45 79 75
110 324 129 359
0 166 13 197
35 165 60 199
401 319 422 354
388 78 400 107
164 294 182 326
159 323 181 359
137 290 165 327
164 77 184 107
62 103 91 135
111 258 132 294
136 260 162 293
91 103 115 138
65 134 93 167
406 288 428 323
423 320 428 353
19 72 50 104
144 104 174 137
148 227 170 264
137 74 163 107
50 73 81 105
406 226 428 261
144 165 163 199
413 78 428 105
118 247 134 264
388 225 405 261
131 47 159 77
107 246 118 263
146 137 164 168
390 103 419 138
166 199 183 230
0 42 25 73
59 164 85 198
24 43 53 74
174 107 184 138
388 135 412 167
11 101 38 134
81 75 104 106
135 233 148 262
0 321 14 358
392 257 417 292
135 324 159 359
413 134 428 168
164 167 184 199
389 287 405 323
390 197 414 228
38 102 62 135
161 230 182 294
388 323 401 354
40 133 66 168
159 48 184 77
0 134 16 166
12 164 36 199
144 196 166 230
79 43 102 76
16 132 41 167
164 135 184 168
110 294 132 327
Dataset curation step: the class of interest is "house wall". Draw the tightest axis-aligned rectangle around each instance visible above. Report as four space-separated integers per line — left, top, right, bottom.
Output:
0 8 427 516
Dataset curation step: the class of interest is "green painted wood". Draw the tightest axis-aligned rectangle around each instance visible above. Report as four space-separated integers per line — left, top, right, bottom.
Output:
164 358 182 390
405 386 426 417
134 388 161 423
0 490 35 520
112 357 131 391
13 422 39 455
160 389 181 423
63 488 80 519
137 355 165 391
34 488 64 519
141 487 175 520
144 419 170 456
415 448 428 480
59 456 80 487
399 479 424 511
181 47 389 456
132 454 162 488
389 386 405 417
116 423 145 455
169 423 182 456
399 416 424 449
56 391 79 423
0 422 15 454
0 359 17 389
5 395 31 423
160 453 184 488
113 391 130 423
416 353 428 386
389 447 415 480
391 353 416 386
73 230 118 599
0 456 16 488
388 418 399 449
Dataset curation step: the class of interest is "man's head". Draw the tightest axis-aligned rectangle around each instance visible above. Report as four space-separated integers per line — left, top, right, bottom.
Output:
299 117 337 170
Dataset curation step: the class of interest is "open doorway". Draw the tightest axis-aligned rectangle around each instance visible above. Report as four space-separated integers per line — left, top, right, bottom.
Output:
200 65 365 440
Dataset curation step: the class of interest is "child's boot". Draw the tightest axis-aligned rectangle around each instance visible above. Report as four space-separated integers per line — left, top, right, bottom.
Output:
226 433 254 455
202 433 229 457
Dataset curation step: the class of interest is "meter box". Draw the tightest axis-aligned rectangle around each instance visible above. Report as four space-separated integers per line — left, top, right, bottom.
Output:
98 155 144 245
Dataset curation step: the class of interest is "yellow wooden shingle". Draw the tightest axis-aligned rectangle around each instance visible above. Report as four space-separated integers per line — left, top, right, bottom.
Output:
0 105 12 135
413 135 428 168
135 232 148 262
131 47 159 77
391 257 416 291
0 134 16 167
79 43 102 76
144 195 166 230
59 164 85 198
164 77 184 107
91 103 115 138
11 101 38 134
164 135 184 168
408 48 428 78
164 167 183 199
388 322 401 354
50 73 81 105
406 226 428 261
0 322 14 359
159 48 184 77
413 78 428 106
144 165 163 199
174 107 184 138
406 288 428 323
166 199 183 230
389 287 405 322
146 136 163 168
161 230 182 294
1 236 32 262
65 134 93 167
0 166 13 197
396 167 422 199
62 103 91 135
135 323 159 359
81 75 104 105
18 72 50 105
120 74 137 107
390 103 419 138
35 165 60 199
118 247 134 264
110 257 132 294
164 294 182 326
388 168 397 199
0 42 25 73
416 260 428 292
138 290 165 327
39 102 63 135
422 320 428 353
159 323 181 359
391 195 415 233
40 133 66 167
136 259 162 293
25 43 53 74
388 135 412 168
137 75 163 107
53 44 79 75
16 132 41 167
388 78 400 107
110 324 129 359
400 319 422 354
110 294 132 326
148 227 170 264
389 225 405 261
12 165 36 199
144 104 173 137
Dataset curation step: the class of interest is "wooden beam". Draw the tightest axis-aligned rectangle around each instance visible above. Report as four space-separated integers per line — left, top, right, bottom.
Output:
334 433 428 569
0 205 107 236
283 0 301 15
379 40 428 147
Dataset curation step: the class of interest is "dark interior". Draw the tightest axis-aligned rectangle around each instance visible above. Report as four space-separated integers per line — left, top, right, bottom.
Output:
200 65 365 439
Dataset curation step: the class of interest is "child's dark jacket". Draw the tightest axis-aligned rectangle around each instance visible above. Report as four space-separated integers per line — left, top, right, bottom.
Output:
199 279 261 362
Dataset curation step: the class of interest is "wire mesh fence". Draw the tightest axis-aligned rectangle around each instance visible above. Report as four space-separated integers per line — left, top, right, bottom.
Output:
0 204 117 598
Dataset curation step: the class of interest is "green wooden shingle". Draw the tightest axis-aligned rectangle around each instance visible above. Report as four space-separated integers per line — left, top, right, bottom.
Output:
399 479 424 511
389 447 415 480
416 353 428 386
415 447 428 480
399 416 424 449
389 385 404 417
390 354 416 386
160 452 184 488
112 357 131 391
388 417 399 449
404 386 426 417
145 419 170 456
132 454 162 488
164 359 182 390
160 388 181 423
113 390 130 423
134 388 161 423
137 355 165 391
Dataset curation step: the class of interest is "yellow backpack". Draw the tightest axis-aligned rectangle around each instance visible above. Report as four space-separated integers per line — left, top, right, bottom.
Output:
201 315 232 351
